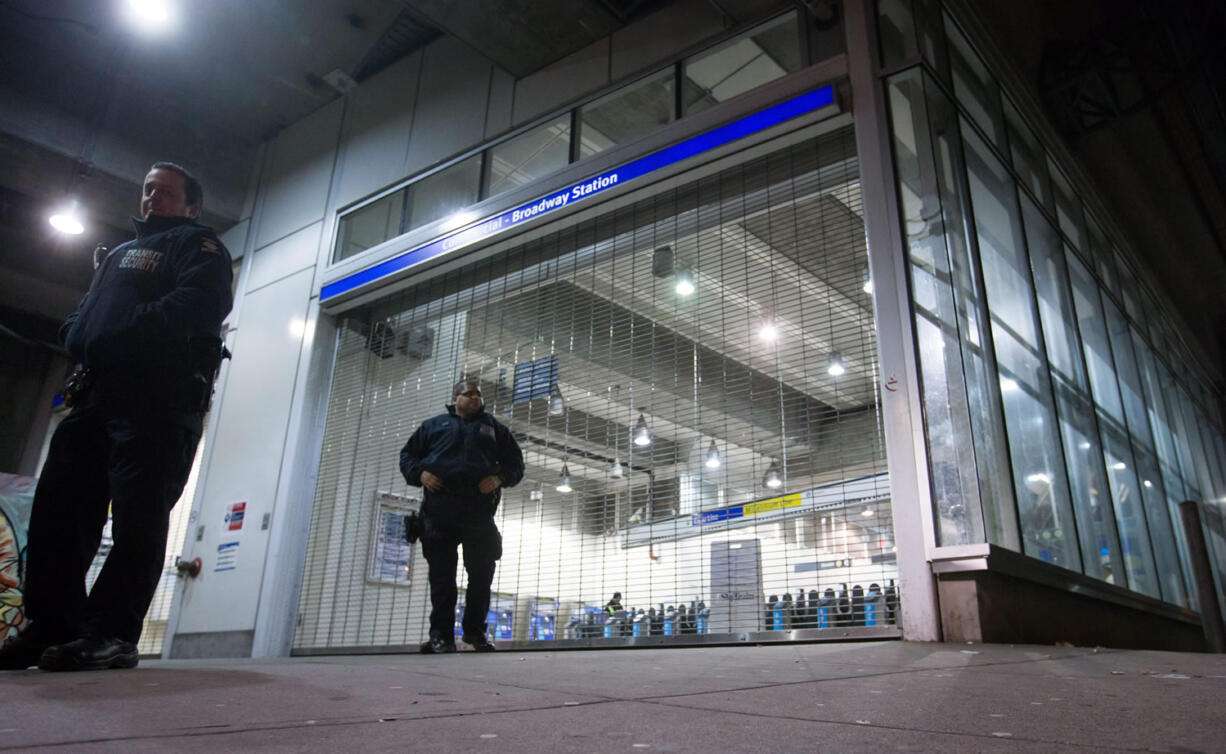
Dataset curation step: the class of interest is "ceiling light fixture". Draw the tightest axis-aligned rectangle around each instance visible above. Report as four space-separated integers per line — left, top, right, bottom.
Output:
763 460 782 489
674 269 695 296
609 457 625 478
556 463 572 493
125 0 176 31
862 268 873 295
704 440 721 469
632 412 651 446
826 351 846 377
49 203 85 235
548 393 564 416
759 323 778 342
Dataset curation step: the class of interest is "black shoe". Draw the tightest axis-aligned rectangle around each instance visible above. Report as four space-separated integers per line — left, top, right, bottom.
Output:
38 637 139 672
0 631 55 670
419 637 457 654
462 634 496 652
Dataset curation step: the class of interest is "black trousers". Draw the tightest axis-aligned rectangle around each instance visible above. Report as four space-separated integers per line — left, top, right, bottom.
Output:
420 509 501 641
25 398 200 643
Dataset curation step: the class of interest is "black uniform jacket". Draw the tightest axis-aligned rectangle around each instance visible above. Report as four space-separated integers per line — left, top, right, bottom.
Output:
399 405 525 517
60 214 233 424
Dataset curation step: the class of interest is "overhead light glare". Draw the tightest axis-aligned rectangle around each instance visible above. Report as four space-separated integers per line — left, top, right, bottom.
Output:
674 273 695 296
704 440 721 469
759 323 778 342
125 0 176 30
763 460 782 489
632 412 651 446
49 209 85 235
826 352 846 377
1111 461 1127 471
440 210 478 232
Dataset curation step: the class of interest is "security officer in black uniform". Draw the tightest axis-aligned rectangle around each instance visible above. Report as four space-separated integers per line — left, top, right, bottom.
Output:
400 378 523 653
0 162 232 671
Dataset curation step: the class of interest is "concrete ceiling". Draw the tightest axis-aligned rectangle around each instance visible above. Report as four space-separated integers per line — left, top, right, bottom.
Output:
0 0 1224 388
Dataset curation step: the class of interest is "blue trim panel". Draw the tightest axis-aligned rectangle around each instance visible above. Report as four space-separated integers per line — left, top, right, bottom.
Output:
321 85 835 303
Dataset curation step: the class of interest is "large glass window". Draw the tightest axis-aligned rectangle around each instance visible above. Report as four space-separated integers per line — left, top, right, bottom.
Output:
334 155 482 263
682 12 801 116
887 69 1015 548
1100 423 1160 597
943 14 1004 149
877 0 919 69
1067 253 1125 423
1048 160 1085 253
1103 299 1152 452
296 132 896 650
578 70 674 159
487 115 571 198
1086 215 1118 302
335 190 407 262
407 154 482 232
885 0 1226 612
1023 194 1124 581
962 122 1078 567
1003 97 1051 210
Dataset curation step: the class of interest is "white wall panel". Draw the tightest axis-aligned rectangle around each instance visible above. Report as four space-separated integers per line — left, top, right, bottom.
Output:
611 0 722 81
218 218 249 262
512 37 610 126
247 221 322 294
405 36 492 175
172 267 314 635
253 100 343 250
334 52 423 209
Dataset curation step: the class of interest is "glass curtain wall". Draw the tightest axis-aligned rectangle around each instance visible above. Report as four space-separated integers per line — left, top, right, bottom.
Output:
878 0 1226 613
294 129 899 650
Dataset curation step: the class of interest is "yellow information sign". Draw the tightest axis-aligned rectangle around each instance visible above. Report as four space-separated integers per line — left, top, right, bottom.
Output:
743 493 802 517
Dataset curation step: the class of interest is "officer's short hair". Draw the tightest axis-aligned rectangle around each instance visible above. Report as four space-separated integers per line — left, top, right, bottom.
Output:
151 161 203 210
453 378 480 397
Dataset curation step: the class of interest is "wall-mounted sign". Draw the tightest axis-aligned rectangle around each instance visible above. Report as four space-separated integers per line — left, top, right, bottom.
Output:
321 84 837 304
224 501 246 532
369 491 420 585
215 541 239 572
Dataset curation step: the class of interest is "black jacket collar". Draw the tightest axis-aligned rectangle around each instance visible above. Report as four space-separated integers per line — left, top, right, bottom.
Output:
445 404 487 421
132 214 197 239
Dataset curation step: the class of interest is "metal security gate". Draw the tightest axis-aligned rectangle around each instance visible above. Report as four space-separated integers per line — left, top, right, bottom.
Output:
294 127 900 652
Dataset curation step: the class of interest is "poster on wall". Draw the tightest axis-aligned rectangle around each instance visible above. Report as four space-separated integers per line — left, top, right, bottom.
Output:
224 501 246 532
215 541 240 572
0 474 37 642
369 491 419 586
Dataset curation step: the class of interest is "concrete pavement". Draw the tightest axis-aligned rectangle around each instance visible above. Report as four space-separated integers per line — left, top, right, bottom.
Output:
1 640 1224 752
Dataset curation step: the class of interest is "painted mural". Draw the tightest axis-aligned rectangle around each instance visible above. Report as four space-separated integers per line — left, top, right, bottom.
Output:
0 473 36 643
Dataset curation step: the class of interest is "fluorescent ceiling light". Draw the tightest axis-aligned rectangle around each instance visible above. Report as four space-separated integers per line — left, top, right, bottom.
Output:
49 208 84 235
125 0 176 31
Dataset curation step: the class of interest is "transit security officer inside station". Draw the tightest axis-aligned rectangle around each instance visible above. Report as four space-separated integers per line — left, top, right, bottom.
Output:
0 162 233 671
400 379 524 653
